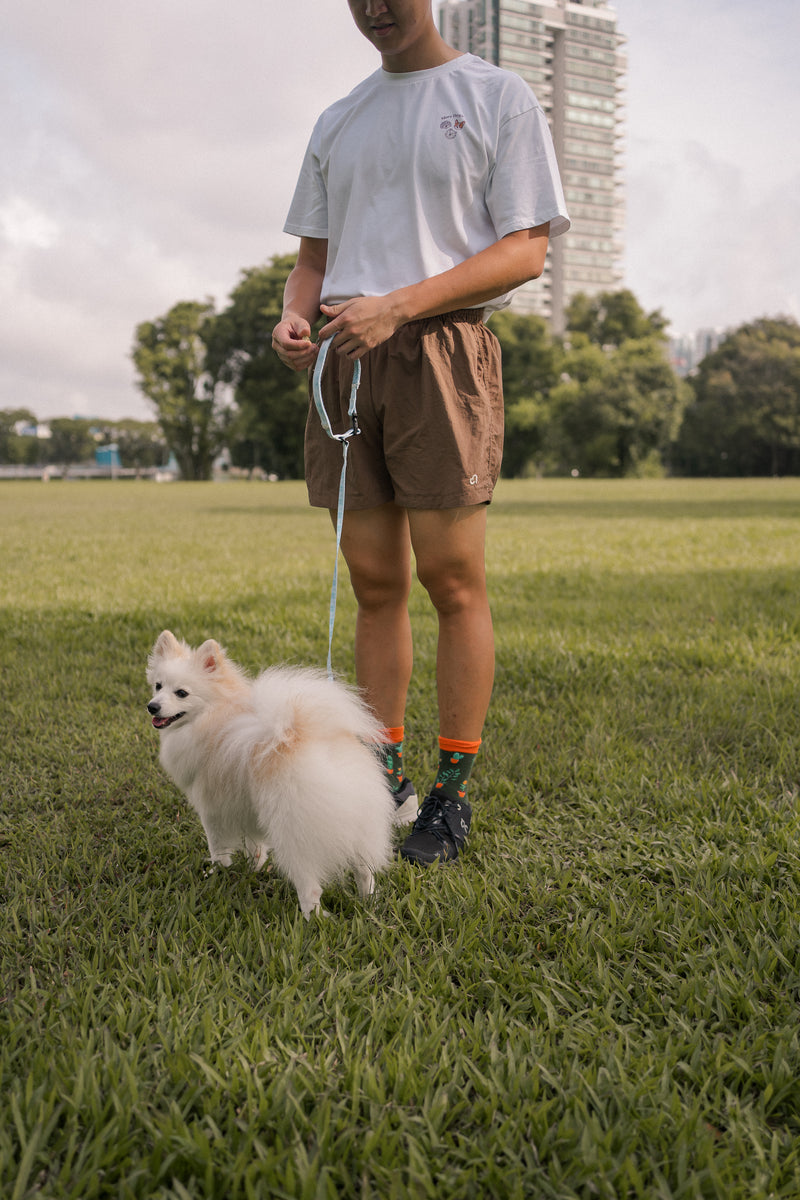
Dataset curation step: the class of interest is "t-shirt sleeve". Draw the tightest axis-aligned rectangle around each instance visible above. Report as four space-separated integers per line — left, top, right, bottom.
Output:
283 125 329 239
486 102 570 240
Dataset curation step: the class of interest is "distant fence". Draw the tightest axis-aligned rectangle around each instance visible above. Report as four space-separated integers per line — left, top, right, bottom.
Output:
0 465 175 481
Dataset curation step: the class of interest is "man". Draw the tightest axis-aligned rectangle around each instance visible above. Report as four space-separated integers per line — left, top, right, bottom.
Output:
272 0 569 865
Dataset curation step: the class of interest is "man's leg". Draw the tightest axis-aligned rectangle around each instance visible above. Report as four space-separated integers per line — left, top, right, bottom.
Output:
408 504 494 740
335 501 414 731
336 502 418 818
400 504 494 864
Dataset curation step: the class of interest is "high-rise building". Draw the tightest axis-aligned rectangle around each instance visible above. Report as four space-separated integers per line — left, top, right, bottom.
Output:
439 0 626 331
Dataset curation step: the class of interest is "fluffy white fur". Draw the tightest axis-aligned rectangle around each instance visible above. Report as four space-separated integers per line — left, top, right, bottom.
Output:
146 630 395 918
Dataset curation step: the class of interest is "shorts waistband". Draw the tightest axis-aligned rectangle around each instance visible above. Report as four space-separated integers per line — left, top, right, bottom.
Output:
406 308 485 327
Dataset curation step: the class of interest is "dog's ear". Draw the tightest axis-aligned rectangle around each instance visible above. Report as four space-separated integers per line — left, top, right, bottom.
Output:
196 639 224 674
152 630 181 659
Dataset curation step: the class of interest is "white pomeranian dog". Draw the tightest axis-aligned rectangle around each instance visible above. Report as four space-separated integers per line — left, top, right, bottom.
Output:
146 630 404 918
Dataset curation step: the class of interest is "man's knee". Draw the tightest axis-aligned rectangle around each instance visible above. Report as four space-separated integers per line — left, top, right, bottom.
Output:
338 503 412 610
416 557 486 616
409 505 488 612
346 555 411 610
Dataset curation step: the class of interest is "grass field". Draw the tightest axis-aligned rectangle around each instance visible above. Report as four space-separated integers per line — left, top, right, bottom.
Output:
2 477 800 1199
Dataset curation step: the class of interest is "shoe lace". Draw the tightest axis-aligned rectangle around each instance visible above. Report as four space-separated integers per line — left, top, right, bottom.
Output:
414 794 451 842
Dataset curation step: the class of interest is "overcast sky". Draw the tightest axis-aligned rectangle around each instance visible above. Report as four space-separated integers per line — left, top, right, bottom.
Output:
2 0 798 422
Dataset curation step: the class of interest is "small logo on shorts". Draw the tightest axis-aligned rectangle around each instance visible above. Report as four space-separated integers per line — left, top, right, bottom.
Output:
469 474 479 485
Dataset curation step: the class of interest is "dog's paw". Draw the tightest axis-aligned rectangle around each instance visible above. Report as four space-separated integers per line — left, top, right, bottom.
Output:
248 843 272 872
302 906 330 921
297 883 324 919
202 857 231 878
204 850 233 876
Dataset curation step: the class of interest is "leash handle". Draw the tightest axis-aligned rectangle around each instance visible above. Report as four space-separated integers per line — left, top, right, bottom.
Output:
312 336 361 441
311 337 361 679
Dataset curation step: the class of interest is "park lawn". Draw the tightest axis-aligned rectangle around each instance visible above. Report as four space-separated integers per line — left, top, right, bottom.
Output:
1 476 800 1199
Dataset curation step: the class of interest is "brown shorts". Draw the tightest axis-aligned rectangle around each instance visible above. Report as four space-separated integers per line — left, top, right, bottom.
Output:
304 310 504 510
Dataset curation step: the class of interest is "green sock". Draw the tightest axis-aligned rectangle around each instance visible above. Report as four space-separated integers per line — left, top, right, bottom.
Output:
380 726 406 795
433 737 482 803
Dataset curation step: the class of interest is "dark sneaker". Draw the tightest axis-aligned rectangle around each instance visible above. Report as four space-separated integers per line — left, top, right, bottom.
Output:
399 793 471 865
392 777 419 825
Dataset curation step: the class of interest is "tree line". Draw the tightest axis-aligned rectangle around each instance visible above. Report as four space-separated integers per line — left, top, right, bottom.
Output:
0 413 166 472
3 255 798 478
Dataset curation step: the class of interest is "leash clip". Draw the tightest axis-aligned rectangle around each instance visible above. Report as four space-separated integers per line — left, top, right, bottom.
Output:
334 414 361 443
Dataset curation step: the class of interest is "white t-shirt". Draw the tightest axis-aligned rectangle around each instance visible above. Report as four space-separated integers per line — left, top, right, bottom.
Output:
284 53 570 314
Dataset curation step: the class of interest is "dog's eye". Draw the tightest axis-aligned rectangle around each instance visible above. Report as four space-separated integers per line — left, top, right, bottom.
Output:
155 683 162 691
175 689 189 699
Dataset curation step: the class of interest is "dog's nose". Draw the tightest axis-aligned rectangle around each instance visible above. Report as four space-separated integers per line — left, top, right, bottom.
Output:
147 701 160 715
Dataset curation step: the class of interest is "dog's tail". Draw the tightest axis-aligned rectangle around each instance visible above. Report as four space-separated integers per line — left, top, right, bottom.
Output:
252 667 384 747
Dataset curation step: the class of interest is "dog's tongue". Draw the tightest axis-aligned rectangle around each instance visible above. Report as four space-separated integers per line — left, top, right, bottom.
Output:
152 716 171 729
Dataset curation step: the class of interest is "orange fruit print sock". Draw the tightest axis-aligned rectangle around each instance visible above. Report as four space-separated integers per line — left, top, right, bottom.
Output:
433 737 481 802
381 726 406 794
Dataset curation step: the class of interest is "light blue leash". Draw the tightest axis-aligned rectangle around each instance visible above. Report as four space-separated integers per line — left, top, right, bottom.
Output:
311 335 361 679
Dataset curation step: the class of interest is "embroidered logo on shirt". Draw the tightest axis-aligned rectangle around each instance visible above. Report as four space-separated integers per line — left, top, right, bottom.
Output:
440 114 466 139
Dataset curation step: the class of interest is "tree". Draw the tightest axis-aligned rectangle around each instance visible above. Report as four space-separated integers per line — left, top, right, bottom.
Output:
490 311 561 476
112 419 169 472
0 408 39 465
47 418 97 470
206 255 309 478
549 332 688 478
675 317 800 476
132 300 224 480
566 288 668 348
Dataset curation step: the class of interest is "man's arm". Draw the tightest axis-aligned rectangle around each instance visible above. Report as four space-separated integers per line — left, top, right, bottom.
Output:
318 224 550 359
271 236 328 371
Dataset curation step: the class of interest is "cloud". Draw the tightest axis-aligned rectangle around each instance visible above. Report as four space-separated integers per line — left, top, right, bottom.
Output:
625 128 800 334
0 0 377 420
0 196 60 249
615 0 799 332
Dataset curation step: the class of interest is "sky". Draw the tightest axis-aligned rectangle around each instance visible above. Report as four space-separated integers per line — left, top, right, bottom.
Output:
2 0 798 423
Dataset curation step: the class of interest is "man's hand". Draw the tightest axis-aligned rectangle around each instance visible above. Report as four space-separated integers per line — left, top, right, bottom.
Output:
318 296 403 359
271 314 319 372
